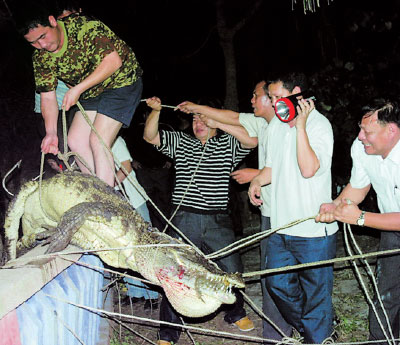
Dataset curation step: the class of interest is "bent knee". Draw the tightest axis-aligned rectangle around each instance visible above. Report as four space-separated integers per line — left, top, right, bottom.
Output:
68 132 88 152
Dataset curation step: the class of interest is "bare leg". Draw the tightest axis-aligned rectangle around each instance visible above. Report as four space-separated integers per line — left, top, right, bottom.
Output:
68 110 96 174
90 112 122 186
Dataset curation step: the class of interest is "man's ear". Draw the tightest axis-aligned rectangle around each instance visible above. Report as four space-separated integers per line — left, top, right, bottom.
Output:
292 86 301 95
48 15 57 27
388 123 399 135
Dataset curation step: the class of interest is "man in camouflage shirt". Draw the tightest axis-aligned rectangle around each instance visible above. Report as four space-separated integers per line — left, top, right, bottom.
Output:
15 3 143 186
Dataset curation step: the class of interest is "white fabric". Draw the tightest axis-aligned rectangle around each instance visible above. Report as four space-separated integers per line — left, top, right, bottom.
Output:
239 113 271 217
112 136 147 209
350 138 400 213
266 111 338 237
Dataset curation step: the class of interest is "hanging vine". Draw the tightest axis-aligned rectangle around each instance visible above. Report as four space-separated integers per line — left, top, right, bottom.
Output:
292 0 333 13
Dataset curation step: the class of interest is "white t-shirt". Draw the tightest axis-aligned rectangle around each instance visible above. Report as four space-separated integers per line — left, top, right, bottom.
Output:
350 138 400 213
266 111 338 237
239 113 271 217
112 137 147 209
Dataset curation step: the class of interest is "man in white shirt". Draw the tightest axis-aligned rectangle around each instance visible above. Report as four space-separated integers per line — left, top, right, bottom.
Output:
112 136 159 308
177 81 293 342
249 71 338 343
316 98 400 344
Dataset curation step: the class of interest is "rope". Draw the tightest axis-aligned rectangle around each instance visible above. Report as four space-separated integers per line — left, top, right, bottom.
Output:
240 290 288 338
39 152 58 223
58 107 72 171
207 216 315 260
140 99 178 110
343 223 395 345
2 159 21 196
32 101 213 268
147 127 221 280
243 246 400 279
161 128 211 249
8 243 400 345
44 294 270 343
27 101 400 344
75 102 208 259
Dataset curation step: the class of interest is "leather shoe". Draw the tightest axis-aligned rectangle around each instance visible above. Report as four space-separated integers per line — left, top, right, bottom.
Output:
156 341 172 345
234 316 255 332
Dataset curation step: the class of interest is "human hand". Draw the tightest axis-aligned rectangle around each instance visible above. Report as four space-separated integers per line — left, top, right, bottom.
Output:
62 86 82 111
248 180 263 206
41 133 59 155
176 101 198 114
146 96 162 111
199 114 217 128
332 198 362 225
295 98 315 130
315 202 337 223
231 168 258 184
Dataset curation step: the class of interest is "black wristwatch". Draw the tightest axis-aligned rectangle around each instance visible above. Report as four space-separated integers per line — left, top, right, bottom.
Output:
357 211 366 227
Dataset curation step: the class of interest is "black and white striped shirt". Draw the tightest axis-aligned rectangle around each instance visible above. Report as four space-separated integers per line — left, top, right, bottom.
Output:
157 130 251 213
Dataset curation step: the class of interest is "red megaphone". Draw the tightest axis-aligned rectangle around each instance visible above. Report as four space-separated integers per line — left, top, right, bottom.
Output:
274 93 316 122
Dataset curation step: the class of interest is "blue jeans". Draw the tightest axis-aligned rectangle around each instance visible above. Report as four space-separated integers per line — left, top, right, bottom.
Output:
261 216 292 343
125 203 159 300
265 232 337 343
159 210 246 343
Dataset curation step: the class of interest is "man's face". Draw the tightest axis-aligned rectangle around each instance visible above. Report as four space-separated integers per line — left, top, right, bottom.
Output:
251 81 275 122
192 115 216 142
358 111 391 158
268 81 292 106
24 17 62 53
268 81 297 126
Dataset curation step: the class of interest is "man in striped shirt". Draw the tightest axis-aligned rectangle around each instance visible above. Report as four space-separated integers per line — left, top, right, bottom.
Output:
143 96 256 345
177 81 294 342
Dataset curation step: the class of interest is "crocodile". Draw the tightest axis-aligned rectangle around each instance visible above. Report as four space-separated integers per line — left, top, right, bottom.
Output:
2 171 244 318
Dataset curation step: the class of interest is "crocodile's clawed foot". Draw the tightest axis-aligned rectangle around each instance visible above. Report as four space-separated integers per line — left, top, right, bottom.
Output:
35 229 58 242
44 239 70 254
35 228 69 254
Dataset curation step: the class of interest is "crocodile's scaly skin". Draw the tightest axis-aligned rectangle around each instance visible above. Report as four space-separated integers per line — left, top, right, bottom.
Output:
3 171 244 317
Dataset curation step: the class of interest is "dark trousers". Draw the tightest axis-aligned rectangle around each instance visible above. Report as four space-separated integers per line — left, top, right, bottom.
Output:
260 216 292 343
158 210 246 343
369 231 400 344
265 232 337 343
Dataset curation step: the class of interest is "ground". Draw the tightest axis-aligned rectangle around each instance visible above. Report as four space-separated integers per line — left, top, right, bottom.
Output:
108 222 380 345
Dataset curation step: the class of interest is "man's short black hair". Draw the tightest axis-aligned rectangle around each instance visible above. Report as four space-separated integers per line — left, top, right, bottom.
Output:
267 71 309 93
362 98 400 128
12 0 56 35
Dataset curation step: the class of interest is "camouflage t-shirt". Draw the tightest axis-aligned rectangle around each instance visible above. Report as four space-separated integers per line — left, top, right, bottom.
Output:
33 14 143 100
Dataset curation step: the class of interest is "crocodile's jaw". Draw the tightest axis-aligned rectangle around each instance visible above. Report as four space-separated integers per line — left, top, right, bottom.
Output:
162 280 235 317
155 266 237 317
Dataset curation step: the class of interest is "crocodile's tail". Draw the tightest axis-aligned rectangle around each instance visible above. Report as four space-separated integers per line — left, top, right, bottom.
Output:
4 180 39 260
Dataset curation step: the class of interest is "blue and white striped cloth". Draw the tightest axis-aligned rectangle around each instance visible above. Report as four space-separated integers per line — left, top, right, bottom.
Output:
34 80 69 113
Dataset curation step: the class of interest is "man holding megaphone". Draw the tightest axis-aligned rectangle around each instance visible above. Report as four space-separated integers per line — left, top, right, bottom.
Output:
249 71 338 343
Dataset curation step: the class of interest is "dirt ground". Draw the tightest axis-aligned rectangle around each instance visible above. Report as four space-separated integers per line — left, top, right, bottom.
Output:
108 226 380 345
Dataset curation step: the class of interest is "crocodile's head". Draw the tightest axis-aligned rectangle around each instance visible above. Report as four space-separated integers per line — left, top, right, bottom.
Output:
136 231 245 318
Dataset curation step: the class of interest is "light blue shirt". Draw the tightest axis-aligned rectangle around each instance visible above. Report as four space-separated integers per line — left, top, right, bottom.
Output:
34 80 69 113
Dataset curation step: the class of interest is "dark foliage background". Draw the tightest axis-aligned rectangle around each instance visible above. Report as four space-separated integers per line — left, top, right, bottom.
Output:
1 0 399 220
